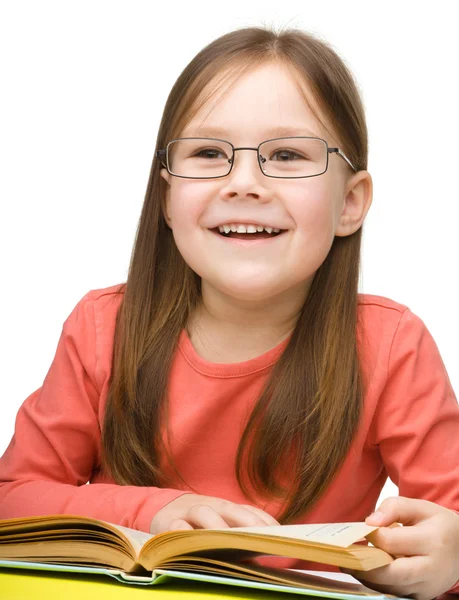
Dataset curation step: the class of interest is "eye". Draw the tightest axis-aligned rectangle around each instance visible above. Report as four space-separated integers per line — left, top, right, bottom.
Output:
192 147 228 160
270 149 306 162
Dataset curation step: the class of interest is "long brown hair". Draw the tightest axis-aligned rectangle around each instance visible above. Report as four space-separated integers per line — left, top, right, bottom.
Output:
101 25 369 524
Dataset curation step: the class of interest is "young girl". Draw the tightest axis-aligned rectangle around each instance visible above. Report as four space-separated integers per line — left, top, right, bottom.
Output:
1 25 458 598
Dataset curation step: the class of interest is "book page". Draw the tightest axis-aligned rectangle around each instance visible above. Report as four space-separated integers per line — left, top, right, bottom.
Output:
107 523 154 556
206 523 378 548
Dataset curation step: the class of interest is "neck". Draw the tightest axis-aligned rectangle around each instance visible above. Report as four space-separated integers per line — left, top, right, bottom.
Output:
186 281 310 363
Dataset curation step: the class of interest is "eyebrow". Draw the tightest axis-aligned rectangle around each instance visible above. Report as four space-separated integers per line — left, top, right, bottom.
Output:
180 125 322 139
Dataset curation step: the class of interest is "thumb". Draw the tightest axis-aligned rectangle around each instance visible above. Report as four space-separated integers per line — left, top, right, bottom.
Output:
365 496 437 527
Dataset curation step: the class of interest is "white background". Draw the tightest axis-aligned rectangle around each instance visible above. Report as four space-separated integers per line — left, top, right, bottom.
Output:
1 1 458 509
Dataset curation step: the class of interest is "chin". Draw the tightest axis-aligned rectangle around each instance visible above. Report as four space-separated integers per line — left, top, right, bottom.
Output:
217 280 288 303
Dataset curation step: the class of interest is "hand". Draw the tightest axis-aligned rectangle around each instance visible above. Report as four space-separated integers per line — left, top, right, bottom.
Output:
150 493 280 534
340 496 459 600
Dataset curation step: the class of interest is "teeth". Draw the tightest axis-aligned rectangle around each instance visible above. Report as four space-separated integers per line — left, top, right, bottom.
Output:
217 224 281 234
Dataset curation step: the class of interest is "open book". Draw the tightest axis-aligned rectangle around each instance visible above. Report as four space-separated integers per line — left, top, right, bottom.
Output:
0 515 404 599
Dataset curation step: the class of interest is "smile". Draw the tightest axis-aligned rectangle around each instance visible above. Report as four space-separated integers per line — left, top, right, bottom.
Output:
209 228 289 246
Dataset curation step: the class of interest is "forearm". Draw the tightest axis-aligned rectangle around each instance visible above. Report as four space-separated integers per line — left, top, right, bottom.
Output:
0 479 190 532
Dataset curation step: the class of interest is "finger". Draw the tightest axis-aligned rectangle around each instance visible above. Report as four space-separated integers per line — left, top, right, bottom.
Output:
193 497 277 528
341 571 415 598
169 519 195 531
185 504 233 529
365 496 438 527
343 555 427 589
366 523 431 556
241 505 280 526
152 518 195 534
216 503 279 528
204 497 280 527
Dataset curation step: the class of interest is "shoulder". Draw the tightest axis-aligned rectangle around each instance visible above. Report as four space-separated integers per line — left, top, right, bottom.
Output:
356 293 430 379
66 283 126 325
62 282 126 348
357 292 428 332
357 292 422 334
61 283 126 392
358 292 409 315
80 282 126 307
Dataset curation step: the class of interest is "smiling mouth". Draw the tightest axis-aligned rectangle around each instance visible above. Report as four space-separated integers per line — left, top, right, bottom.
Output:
210 228 287 240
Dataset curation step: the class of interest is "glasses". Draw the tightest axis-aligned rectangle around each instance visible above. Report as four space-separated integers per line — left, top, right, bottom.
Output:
156 136 357 179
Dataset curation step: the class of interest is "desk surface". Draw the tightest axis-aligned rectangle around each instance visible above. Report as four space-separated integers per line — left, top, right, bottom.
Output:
0 567 284 599
1 568 457 600
1 568 458 600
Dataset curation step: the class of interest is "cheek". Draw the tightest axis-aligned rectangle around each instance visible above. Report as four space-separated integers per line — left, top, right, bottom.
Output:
286 182 335 233
167 183 213 270
168 182 211 230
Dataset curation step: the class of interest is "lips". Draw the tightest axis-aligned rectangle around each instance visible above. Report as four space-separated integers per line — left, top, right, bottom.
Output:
213 226 287 232
209 228 288 244
210 227 283 238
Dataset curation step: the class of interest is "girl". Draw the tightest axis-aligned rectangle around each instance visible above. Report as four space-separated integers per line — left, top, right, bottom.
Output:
1 25 458 599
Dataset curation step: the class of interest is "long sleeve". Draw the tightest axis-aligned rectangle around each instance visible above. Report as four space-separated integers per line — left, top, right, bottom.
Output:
369 307 459 593
0 291 189 533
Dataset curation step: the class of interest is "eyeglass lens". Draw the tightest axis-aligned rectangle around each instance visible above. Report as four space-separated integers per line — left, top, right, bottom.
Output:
166 137 328 178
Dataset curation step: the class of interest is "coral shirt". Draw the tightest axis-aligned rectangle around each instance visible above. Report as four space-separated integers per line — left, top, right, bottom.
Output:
1 284 459 592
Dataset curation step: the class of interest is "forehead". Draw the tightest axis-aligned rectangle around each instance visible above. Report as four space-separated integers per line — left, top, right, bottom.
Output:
181 61 335 143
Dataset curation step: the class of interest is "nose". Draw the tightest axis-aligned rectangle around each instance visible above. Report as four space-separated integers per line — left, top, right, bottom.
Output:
219 147 272 201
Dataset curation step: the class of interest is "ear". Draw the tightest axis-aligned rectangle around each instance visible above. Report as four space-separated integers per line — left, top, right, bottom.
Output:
160 167 173 228
335 170 373 237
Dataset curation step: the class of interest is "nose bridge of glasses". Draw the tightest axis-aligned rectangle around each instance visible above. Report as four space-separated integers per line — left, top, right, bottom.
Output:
230 147 264 171
232 146 260 157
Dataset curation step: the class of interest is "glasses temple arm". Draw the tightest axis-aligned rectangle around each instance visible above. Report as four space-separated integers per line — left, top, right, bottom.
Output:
156 149 167 168
328 148 357 172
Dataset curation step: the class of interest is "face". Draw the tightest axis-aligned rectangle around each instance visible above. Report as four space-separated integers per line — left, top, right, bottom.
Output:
160 61 371 308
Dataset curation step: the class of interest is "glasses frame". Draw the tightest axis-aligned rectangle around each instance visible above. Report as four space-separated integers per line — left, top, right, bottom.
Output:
156 136 357 180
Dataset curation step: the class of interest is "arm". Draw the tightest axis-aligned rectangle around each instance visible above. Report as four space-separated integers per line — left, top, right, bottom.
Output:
0 291 189 532
370 307 459 511
369 307 459 594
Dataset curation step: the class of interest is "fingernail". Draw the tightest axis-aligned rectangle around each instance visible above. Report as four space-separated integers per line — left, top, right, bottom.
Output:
366 510 384 524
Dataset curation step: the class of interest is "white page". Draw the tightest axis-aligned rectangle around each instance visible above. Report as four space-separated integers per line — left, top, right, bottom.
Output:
107 522 154 555
207 523 378 548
